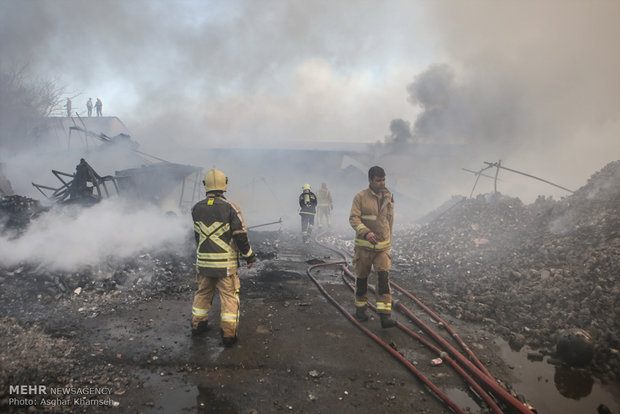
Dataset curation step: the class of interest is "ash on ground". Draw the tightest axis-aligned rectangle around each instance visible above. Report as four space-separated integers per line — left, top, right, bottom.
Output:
0 161 618 413
391 160 620 381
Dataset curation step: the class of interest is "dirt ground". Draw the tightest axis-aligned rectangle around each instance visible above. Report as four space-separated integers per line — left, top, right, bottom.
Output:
2 181 620 414
1 229 526 414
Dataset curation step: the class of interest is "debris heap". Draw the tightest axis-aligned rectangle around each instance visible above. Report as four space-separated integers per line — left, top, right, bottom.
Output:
392 160 620 380
0 195 48 234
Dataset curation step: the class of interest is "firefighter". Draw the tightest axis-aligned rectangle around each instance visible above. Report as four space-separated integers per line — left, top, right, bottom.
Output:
349 166 396 328
298 183 317 243
317 182 333 228
191 168 256 347
86 98 93 117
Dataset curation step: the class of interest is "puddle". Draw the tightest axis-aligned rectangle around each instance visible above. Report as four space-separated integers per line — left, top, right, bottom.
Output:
128 370 237 413
495 337 620 413
445 387 481 413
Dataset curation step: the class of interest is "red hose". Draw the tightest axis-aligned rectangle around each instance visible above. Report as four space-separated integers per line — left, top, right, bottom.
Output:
339 273 504 414
312 233 534 413
306 261 466 414
391 280 494 378
339 264 533 414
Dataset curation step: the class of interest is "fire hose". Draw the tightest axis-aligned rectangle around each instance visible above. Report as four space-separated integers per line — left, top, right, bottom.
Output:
337 273 504 413
306 261 466 414
306 233 536 414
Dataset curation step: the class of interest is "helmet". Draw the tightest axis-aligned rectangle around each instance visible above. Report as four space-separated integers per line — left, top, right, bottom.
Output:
203 168 228 192
302 183 311 191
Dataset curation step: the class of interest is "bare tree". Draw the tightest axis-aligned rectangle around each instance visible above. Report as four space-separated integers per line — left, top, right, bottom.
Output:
0 64 64 152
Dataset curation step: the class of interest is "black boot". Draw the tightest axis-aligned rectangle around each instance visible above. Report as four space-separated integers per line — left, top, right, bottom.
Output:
222 336 238 347
354 307 369 322
191 321 209 336
380 313 397 329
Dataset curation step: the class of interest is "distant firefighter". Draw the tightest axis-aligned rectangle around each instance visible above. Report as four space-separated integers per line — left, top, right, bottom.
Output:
65 97 72 117
317 182 333 228
298 183 317 243
190 168 256 347
86 98 93 117
95 97 103 116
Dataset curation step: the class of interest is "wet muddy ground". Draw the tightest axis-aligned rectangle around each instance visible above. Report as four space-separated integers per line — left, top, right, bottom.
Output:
1 229 618 413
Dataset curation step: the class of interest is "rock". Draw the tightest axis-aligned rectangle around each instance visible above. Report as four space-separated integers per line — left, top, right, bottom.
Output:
555 328 594 367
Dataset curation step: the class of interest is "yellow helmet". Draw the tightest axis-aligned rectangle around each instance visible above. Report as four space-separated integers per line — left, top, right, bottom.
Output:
302 183 311 191
203 168 228 192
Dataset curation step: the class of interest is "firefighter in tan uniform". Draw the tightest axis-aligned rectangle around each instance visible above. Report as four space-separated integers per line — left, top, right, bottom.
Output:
191 168 256 347
349 166 397 328
317 182 333 228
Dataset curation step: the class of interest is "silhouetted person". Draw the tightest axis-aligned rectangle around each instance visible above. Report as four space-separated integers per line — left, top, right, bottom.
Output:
86 98 93 117
95 97 103 116
65 98 72 117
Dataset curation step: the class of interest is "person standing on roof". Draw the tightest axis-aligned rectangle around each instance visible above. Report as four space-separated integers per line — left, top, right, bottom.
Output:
317 182 333 228
65 97 72 117
86 98 93 117
298 183 318 243
349 166 396 328
191 168 256 347
95 97 103 116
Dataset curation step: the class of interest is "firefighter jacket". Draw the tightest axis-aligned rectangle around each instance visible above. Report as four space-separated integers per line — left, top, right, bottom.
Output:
349 187 394 251
299 191 317 215
192 193 254 278
318 188 333 209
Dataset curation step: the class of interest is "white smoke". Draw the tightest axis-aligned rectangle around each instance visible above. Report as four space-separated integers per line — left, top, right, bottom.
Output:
0 199 190 271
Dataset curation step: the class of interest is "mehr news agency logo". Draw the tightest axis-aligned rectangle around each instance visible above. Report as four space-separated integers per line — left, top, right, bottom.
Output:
9 384 120 408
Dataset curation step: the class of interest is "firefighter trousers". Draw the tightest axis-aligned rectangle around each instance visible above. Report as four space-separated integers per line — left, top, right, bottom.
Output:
300 213 315 238
352 246 392 314
192 271 241 338
317 206 331 227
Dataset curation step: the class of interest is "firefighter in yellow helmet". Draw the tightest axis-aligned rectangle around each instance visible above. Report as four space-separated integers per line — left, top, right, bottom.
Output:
298 183 317 243
191 168 256 347
317 182 333 228
349 166 396 328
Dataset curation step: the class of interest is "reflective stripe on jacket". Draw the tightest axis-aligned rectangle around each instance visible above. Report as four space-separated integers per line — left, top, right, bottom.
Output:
349 187 394 251
192 194 253 277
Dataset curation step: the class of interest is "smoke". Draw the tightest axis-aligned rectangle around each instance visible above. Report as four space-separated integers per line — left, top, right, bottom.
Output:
385 118 413 145
381 0 620 207
0 0 429 153
0 199 190 271
0 0 618 227
405 64 522 151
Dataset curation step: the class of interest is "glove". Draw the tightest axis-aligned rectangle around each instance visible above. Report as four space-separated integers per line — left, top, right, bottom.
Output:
246 253 257 269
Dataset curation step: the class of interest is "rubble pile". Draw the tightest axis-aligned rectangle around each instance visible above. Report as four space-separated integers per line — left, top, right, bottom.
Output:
0 229 280 322
0 251 196 323
0 195 48 235
392 160 620 380
0 317 130 412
